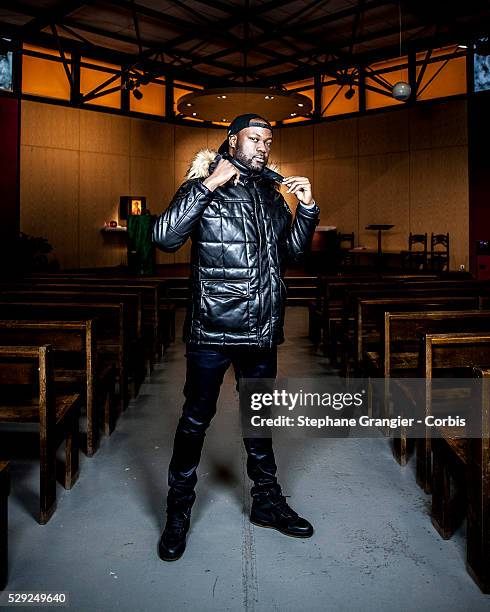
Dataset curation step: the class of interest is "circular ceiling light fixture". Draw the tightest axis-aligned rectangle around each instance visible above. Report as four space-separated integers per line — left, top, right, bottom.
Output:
177 87 312 122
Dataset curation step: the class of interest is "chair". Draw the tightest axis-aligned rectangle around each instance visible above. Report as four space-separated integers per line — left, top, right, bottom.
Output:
337 232 355 268
430 233 450 272
402 233 428 270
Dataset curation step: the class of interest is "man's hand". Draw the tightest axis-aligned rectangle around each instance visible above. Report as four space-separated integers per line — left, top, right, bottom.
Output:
282 176 314 205
202 159 241 192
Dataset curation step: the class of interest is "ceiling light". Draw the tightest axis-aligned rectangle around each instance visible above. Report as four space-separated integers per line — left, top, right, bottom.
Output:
177 87 312 122
344 86 355 100
290 112 297 117
192 112 198 116
458 44 468 49
392 81 411 101
132 88 143 100
221 118 227 122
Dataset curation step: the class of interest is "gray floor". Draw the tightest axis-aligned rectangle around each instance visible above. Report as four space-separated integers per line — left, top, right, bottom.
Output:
5 308 490 611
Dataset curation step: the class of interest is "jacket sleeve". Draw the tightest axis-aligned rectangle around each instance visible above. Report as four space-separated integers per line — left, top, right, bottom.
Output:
283 196 320 264
152 180 213 252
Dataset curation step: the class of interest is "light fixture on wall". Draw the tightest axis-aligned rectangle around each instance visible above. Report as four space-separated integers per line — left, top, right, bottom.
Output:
336 70 357 99
345 86 355 100
392 0 411 102
122 69 150 100
176 87 313 122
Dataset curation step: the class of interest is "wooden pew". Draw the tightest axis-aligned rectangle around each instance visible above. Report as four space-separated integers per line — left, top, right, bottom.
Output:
0 461 8 590
0 346 81 524
419 333 490 493
0 302 127 412
377 310 490 379
366 310 490 465
0 320 115 456
431 365 490 593
349 295 481 377
17 281 160 367
1 290 145 395
17 274 172 358
324 278 487 362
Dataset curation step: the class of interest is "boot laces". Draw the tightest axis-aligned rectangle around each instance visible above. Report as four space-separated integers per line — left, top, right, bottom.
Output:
166 511 189 534
270 494 298 519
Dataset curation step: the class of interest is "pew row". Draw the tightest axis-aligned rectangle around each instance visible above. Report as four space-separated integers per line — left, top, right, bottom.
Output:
0 346 81 524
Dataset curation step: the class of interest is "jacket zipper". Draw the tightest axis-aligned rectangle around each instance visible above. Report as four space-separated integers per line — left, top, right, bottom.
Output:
253 191 263 346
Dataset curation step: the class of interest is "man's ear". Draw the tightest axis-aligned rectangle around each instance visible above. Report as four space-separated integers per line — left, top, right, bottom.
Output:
229 134 237 152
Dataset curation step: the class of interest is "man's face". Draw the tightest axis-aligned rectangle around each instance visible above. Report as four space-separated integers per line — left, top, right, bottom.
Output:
230 120 273 172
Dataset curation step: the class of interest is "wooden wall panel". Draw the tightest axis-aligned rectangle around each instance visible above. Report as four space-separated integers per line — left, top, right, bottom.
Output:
130 119 174 160
280 126 314 163
20 145 80 268
314 158 358 232
358 109 409 156
80 111 130 155
174 125 208 162
410 146 469 269
358 152 410 251
130 157 174 216
21 100 79 150
174 160 191 189
314 118 358 160
206 127 226 152
410 99 467 150
79 152 129 268
19 99 470 270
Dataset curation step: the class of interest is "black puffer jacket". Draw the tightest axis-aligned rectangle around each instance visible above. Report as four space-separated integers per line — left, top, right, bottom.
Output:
152 149 320 347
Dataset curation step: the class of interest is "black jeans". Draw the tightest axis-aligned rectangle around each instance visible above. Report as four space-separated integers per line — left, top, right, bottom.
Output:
166 343 280 512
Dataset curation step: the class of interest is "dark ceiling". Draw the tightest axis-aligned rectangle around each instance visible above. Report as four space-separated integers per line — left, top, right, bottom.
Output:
0 0 489 87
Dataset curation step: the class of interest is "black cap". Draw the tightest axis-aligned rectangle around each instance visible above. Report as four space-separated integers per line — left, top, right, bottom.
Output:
218 113 273 155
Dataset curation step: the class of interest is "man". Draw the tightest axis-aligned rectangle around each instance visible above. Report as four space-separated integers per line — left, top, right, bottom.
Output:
152 113 320 561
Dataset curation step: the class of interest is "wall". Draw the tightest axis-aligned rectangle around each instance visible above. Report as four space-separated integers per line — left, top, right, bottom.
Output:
0 97 20 264
20 98 469 270
306 99 468 269
20 101 221 268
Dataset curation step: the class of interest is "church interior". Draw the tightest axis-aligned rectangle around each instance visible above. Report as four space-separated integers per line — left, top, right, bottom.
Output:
1 1 490 610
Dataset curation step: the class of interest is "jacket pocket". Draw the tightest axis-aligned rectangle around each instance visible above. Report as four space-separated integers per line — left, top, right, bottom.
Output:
200 280 250 332
202 279 250 298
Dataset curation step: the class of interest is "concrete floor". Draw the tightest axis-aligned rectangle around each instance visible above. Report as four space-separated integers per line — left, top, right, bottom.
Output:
5 308 490 611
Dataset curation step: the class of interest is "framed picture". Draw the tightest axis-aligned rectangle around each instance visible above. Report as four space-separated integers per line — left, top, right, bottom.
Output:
119 196 147 220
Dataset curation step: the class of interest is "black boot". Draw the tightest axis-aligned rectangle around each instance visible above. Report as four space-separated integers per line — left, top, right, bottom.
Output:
158 508 191 561
250 484 314 538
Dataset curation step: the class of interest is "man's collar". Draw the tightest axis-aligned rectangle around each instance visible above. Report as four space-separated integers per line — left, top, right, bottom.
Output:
223 152 264 180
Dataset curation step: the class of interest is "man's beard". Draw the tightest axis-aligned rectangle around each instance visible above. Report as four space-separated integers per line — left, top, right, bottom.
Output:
234 144 267 172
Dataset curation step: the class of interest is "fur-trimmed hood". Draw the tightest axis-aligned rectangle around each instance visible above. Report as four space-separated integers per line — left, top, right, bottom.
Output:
185 148 282 185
